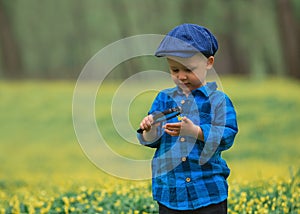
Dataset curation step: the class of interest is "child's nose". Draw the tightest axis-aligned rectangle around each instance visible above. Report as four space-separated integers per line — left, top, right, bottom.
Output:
177 71 187 80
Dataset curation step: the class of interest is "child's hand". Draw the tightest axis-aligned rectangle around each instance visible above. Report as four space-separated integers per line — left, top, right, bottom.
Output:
140 115 161 132
139 115 161 142
139 115 154 132
163 116 199 138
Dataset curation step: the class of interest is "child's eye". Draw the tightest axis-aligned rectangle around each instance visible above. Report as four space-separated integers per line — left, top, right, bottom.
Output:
171 69 179 73
184 68 192 72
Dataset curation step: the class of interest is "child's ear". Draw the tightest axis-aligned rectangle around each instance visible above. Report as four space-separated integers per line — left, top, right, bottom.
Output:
206 56 214 69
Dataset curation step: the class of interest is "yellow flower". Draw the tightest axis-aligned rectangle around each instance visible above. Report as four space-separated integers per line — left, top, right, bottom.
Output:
62 196 69 206
281 195 288 202
240 191 247 197
55 207 62 212
234 204 240 211
64 205 69 214
96 206 103 212
70 197 75 203
114 199 121 207
283 207 289 214
246 206 252 213
271 205 275 211
80 186 87 192
34 201 44 208
41 202 52 214
268 187 274 194
76 195 82 202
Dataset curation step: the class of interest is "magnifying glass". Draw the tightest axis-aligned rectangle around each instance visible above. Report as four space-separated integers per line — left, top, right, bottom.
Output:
137 107 182 133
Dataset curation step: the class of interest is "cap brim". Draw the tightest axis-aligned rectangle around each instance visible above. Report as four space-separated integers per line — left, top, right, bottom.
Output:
155 50 197 58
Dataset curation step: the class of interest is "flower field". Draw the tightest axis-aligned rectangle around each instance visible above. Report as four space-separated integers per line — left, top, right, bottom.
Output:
0 78 299 213
0 175 299 213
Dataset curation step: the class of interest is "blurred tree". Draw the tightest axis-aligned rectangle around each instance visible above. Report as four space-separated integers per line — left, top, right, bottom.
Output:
68 0 89 77
108 0 143 79
180 0 205 23
222 0 285 79
0 0 298 80
0 0 23 78
206 0 250 75
277 0 300 79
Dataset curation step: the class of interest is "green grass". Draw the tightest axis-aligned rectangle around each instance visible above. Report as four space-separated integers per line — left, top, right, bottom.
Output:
224 78 300 163
0 78 299 179
0 77 299 212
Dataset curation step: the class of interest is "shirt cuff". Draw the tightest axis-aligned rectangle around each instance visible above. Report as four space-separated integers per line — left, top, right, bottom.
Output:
137 127 161 148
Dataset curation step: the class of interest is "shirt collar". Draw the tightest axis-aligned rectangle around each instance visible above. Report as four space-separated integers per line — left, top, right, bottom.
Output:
171 82 217 97
193 82 218 97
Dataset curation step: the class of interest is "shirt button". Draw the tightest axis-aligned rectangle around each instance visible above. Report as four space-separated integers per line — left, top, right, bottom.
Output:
186 177 191 182
181 157 186 162
180 137 185 142
181 100 185 104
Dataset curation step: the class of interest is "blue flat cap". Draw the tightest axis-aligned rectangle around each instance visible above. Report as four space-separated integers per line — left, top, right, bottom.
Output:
155 24 218 58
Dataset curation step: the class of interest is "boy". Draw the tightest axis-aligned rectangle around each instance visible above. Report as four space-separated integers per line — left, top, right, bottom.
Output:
137 24 238 213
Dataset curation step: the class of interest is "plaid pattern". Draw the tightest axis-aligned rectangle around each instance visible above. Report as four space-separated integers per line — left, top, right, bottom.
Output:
138 82 238 210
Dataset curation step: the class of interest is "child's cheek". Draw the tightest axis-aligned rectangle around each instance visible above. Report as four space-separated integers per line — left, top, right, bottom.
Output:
171 75 179 85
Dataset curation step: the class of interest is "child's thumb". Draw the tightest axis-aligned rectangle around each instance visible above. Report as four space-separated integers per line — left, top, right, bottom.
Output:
182 116 188 122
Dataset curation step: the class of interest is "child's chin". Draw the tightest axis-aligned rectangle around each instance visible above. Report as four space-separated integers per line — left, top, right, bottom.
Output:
179 85 192 93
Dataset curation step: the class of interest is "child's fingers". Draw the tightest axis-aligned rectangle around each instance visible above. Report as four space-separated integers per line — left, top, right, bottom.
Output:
163 122 181 136
140 115 154 131
164 122 181 128
181 116 191 123
164 126 181 132
164 128 179 136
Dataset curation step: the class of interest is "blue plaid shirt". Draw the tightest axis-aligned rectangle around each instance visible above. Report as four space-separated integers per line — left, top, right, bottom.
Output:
138 82 238 210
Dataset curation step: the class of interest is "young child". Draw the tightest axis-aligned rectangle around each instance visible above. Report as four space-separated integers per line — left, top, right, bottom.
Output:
137 24 238 213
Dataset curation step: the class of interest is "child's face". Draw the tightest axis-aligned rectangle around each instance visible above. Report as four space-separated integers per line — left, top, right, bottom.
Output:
167 54 214 93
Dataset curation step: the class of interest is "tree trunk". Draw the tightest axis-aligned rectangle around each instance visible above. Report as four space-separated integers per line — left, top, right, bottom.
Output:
0 0 23 78
276 0 300 79
109 0 142 80
216 33 249 75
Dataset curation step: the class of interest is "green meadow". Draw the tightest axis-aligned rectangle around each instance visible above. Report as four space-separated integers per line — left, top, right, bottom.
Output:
0 77 299 213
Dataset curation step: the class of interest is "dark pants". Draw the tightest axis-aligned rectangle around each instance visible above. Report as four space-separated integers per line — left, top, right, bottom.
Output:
158 200 227 214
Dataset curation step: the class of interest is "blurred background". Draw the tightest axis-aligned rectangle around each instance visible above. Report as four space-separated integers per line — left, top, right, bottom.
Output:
0 0 299 80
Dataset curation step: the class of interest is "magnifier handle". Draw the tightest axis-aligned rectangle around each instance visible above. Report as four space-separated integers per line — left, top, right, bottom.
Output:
136 112 180 133
137 128 144 133
136 120 159 133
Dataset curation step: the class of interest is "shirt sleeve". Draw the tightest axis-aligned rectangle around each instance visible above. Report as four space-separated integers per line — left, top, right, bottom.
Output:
137 126 162 148
200 94 238 154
